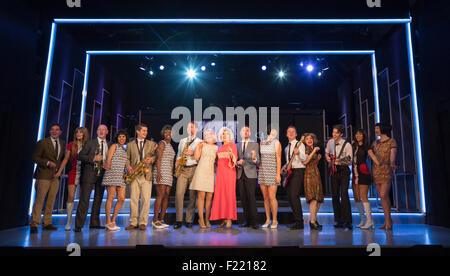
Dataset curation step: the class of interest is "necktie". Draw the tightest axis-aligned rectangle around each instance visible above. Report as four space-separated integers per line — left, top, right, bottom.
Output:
54 139 59 158
140 141 144 161
101 141 104 161
288 143 292 160
243 142 247 154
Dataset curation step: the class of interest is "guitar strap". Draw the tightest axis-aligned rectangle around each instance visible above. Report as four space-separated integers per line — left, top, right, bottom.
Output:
288 141 300 160
336 140 348 160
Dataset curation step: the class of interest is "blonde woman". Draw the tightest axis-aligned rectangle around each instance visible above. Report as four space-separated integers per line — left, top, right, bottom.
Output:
55 127 89 231
190 130 218 228
210 128 238 229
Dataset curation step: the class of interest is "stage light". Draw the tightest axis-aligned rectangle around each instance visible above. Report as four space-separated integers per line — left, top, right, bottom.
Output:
278 71 285 78
149 70 154 76
186 68 197 79
318 72 322 77
300 62 304 67
201 66 206 71
139 66 146 71
159 65 165 70
261 65 267 71
211 62 216 67
307 65 314 72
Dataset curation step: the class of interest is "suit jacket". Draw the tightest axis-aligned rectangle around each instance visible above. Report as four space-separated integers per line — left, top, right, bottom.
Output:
236 141 260 179
32 137 65 180
78 138 110 180
126 139 158 181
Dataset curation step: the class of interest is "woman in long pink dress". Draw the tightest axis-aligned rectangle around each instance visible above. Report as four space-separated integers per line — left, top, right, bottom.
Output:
210 128 238 229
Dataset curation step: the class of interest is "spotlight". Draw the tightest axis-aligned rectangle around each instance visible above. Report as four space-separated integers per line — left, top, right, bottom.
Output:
211 62 216 67
278 71 285 78
149 70 154 76
306 65 314 72
261 65 267 71
201 66 206 71
139 66 146 71
300 62 304 67
318 72 322 77
159 65 165 71
186 69 197 79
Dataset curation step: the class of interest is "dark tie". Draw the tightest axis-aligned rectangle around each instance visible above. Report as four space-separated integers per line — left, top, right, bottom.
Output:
243 142 247 154
54 139 59 157
288 143 292 159
140 141 144 161
101 141 104 157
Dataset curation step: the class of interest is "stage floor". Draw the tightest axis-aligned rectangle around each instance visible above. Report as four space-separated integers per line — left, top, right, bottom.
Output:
1 215 449 249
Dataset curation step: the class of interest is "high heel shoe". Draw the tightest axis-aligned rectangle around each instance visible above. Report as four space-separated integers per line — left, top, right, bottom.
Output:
360 221 374 230
262 221 271 228
225 221 232 229
309 222 321 231
270 222 278 229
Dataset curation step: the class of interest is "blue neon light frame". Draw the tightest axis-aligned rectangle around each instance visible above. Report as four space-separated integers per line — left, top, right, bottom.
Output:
32 17 425 216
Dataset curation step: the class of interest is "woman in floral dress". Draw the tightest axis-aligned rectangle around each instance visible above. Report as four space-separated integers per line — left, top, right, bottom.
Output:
303 133 324 231
372 123 397 230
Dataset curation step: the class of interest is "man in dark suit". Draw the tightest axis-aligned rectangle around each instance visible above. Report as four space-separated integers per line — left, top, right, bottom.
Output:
74 124 109 232
236 126 260 229
30 123 65 234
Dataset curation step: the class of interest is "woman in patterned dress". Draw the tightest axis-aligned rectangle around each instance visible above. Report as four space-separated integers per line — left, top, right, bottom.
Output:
102 130 129 231
258 127 282 229
372 123 398 230
190 129 218 229
303 133 324 230
55 127 89 231
210 128 238 229
152 125 175 229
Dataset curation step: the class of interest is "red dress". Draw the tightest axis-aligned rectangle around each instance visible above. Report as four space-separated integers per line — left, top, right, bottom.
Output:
66 142 80 186
210 142 238 221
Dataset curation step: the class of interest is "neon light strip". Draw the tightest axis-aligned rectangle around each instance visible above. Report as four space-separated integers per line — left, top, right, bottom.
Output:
50 213 425 217
86 50 375 55
79 54 90 127
371 53 381 123
54 18 412 24
29 23 57 215
406 23 426 213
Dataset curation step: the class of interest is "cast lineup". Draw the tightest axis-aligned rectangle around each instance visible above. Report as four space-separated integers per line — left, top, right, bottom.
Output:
30 121 398 233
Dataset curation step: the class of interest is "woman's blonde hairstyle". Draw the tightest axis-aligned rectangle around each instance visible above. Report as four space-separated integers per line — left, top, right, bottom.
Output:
218 127 235 143
203 129 217 144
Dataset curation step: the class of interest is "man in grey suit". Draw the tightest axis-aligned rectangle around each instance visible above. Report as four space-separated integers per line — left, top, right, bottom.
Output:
74 125 109 232
236 126 260 229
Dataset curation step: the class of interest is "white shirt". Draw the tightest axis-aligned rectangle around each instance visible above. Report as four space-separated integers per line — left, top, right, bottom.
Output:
285 139 306 169
325 138 353 166
97 137 108 162
176 136 202 167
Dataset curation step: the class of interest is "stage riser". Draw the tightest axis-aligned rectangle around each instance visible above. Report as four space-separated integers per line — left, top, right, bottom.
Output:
66 198 383 215
48 213 425 225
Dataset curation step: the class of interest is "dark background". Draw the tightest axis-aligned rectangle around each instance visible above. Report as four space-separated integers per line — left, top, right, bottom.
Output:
0 0 449 230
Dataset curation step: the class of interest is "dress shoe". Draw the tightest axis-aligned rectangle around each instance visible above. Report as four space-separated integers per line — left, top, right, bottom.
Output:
343 223 353 230
125 225 137 230
289 222 304 230
30 226 38 234
250 224 259 230
185 222 193 228
74 228 82 233
240 223 250 228
334 222 344 228
139 224 147 230
42 225 58 231
315 221 323 229
174 222 183 229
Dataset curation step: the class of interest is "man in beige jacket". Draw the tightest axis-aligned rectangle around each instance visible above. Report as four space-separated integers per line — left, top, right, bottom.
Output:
125 123 157 230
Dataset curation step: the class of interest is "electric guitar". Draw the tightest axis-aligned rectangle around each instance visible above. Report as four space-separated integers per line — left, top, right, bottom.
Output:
282 136 305 188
